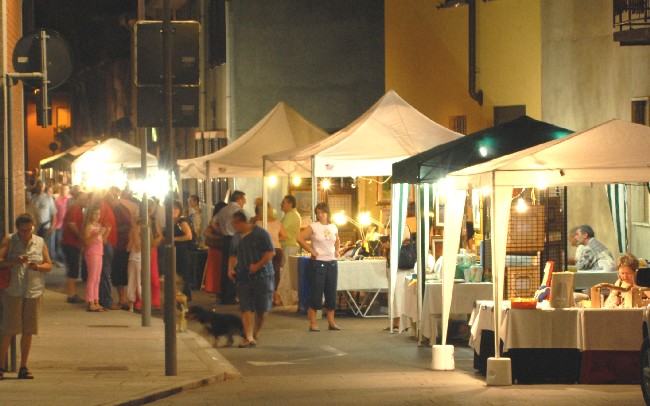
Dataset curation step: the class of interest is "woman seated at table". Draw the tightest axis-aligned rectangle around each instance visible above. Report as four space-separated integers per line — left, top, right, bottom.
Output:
603 253 649 308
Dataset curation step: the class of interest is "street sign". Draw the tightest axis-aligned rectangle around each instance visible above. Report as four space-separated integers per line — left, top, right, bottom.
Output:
137 86 199 128
12 29 73 89
135 20 200 86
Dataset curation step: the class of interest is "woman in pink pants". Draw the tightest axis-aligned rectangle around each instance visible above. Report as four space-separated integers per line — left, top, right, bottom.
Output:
84 206 110 312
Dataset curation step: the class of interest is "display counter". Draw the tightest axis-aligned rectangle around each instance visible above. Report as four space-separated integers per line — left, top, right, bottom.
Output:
469 301 643 383
420 281 493 340
286 256 388 317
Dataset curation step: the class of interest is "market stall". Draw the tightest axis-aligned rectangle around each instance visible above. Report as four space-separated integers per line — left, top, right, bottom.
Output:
39 140 99 179
469 301 643 384
446 119 650 384
263 90 464 325
390 116 573 350
70 138 158 190
177 102 329 180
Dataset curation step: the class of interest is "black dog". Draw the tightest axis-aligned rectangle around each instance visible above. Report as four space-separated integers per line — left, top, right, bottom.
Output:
187 305 245 347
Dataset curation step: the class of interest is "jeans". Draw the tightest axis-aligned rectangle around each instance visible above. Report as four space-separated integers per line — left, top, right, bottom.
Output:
99 243 115 309
53 228 65 263
307 259 338 310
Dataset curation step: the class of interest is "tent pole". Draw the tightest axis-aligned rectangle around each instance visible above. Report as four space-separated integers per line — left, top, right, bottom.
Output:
491 172 499 359
486 172 512 386
311 158 317 221
262 163 268 229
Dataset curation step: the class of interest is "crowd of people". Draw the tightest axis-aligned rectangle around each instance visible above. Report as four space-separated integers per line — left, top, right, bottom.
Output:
1 179 342 365
8 177 650 379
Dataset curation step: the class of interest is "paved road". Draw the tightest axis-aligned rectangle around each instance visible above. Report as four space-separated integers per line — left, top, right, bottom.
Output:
44 263 646 405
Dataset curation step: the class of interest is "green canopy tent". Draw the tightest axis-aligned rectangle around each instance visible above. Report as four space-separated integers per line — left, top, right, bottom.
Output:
392 115 572 184
390 115 573 353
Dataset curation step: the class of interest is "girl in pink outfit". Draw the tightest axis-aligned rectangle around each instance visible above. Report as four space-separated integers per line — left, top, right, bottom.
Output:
84 206 110 312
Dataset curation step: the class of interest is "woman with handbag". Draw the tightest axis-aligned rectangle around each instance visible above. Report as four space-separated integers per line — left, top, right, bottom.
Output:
203 202 228 295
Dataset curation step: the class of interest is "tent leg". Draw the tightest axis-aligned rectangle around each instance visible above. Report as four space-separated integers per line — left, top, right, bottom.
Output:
486 357 512 386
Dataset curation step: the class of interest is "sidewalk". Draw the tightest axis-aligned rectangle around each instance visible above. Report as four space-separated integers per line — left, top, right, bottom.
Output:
1 289 240 406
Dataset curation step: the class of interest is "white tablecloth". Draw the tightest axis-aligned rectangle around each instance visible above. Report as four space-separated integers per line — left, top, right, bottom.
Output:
502 308 581 352
285 256 388 291
336 259 388 291
420 282 493 339
468 302 643 353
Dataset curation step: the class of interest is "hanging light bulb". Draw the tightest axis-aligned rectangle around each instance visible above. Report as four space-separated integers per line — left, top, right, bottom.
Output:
332 210 347 225
292 176 301 187
268 175 278 187
321 178 331 190
515 197 528 213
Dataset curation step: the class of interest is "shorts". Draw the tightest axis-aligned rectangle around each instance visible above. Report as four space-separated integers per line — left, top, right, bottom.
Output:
111 249 130 287
236 275 273 314
63 244 82 279
1 294 41 336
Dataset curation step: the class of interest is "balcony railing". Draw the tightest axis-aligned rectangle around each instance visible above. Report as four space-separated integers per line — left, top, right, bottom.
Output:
614 0 650 30
613 0 650 45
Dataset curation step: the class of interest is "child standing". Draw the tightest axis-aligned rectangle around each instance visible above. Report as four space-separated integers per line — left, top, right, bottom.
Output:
84 206 110 312
126 217 142 312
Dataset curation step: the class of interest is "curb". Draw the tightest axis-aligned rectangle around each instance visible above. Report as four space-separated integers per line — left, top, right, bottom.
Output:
114 328 242 406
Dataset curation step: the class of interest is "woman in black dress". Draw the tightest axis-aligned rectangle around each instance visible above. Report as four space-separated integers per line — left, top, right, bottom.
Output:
173 200 194 301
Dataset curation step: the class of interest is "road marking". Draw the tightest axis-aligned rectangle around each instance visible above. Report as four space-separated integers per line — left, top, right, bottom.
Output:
248 346 347 366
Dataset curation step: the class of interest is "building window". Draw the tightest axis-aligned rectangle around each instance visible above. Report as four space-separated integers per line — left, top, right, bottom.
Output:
632 97 649 125
450 115 467 135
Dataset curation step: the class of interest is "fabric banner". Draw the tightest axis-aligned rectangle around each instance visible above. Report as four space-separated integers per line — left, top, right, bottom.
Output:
440 189 466 345
389 183 409 326
606 183 628 255
492 185 513 357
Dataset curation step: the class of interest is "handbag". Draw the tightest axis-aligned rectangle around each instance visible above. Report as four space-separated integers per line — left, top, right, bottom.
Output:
398 227 417 269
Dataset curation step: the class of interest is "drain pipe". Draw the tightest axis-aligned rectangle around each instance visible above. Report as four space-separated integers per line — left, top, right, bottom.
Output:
468 0 483 105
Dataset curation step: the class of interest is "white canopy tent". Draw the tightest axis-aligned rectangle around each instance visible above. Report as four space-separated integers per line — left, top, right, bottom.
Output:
71 138 158 188
263 90 463 331
40 140 100 172
445 119 650 384
177 102 329 180
263 90 463 178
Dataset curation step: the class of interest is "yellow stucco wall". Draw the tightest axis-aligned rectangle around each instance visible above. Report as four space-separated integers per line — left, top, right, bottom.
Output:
385 0 541 131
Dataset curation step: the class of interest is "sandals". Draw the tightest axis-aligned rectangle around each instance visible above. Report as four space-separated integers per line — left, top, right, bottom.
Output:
18 367 34 379
238 339 257 348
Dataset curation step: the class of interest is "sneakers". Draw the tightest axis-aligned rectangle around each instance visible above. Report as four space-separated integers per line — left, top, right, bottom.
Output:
66 295 83 304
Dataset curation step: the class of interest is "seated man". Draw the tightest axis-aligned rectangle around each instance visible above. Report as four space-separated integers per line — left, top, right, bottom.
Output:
574 224 616 271
568 226 586 266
